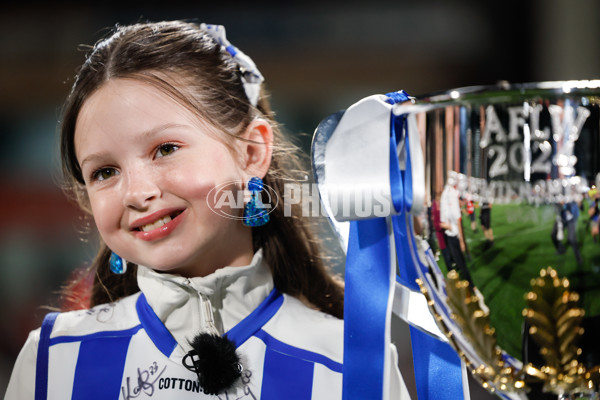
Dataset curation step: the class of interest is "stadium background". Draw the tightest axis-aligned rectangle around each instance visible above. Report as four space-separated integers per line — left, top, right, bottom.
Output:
2 1 599 398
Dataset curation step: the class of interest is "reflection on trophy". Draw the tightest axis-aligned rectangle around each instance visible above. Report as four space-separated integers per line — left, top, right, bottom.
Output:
399 80 600 399
313 80 600 400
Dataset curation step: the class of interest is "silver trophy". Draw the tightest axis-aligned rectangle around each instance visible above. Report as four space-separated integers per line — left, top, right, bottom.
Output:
394 80 600 400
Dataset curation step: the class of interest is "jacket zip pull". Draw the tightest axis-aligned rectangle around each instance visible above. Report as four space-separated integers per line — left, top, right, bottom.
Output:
199 293 220 336
183 278 220 336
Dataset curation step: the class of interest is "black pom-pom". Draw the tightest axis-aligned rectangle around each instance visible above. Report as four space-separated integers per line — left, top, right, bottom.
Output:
182 333 242 395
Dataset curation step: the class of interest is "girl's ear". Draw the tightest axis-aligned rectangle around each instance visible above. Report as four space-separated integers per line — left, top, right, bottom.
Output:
241 118 273 179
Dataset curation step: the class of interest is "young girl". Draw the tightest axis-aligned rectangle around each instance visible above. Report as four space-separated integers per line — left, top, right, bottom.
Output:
6 20 408 399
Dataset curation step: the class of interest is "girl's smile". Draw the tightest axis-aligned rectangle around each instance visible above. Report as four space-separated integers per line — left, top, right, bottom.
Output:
131 207 187 241
74 78 257 277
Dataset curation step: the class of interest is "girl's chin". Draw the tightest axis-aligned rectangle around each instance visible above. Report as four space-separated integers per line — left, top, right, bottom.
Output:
139 261 208 277
139 263 184 273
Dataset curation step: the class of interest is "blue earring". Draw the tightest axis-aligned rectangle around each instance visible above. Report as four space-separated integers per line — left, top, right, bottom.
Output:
109 252 127 274
243 177 270 227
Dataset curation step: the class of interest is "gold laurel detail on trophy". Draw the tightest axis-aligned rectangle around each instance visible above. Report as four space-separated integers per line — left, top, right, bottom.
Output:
445 270 525 392
522 267 597 395
416 273 525 393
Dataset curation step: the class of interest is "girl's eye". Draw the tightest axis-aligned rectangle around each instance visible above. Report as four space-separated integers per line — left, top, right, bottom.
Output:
156 143 179 158
92 167 119 182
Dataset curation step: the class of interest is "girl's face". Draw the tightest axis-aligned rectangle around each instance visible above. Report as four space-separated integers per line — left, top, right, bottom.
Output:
74 78 257 277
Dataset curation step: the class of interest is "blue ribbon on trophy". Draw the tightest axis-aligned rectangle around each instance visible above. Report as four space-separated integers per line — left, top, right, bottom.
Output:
312 91 468 399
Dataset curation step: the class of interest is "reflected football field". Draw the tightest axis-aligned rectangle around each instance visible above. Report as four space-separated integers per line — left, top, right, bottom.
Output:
434 201 600 358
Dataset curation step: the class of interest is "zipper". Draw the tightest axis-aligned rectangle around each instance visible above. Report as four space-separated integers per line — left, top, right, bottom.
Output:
199 292 220 336
184 278 219 336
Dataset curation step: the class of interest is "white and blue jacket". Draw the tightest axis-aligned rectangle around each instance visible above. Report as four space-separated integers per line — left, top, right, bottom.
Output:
6 251 408 399
33 289 343 400
6 251 345 400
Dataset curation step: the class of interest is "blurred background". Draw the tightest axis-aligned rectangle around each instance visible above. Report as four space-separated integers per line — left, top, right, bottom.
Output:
1 0 599 398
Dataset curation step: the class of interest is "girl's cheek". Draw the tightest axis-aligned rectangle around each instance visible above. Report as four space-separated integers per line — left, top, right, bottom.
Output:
164 165 215 199
89 194 119 233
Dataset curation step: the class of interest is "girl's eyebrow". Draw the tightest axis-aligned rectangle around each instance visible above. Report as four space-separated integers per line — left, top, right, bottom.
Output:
140 122 191 138
79 123 191 168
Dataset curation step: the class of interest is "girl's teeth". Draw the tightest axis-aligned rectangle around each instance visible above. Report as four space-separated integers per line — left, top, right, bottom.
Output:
141 215 172 232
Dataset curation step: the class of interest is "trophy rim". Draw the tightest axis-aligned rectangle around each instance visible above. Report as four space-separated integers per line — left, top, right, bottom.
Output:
412 79 600 106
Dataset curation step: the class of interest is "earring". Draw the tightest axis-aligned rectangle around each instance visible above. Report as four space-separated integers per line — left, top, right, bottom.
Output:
109 252 127 274
243 177 270 227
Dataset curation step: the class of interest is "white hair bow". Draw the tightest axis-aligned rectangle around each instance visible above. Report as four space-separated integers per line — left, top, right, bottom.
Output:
201 24 264 107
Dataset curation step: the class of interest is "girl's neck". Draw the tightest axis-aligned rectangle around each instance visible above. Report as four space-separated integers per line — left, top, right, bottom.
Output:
172 228 255 278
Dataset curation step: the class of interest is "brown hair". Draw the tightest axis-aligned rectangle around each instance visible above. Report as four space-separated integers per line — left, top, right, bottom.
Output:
60 20 344 318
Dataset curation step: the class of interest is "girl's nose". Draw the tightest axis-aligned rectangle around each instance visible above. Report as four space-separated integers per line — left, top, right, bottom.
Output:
123 169 161 209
